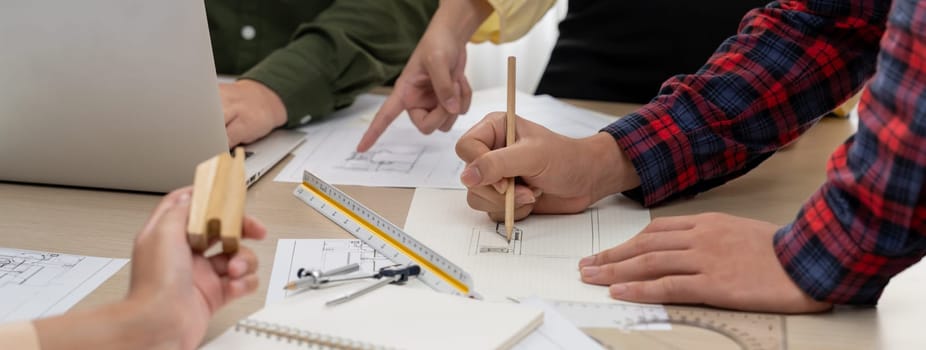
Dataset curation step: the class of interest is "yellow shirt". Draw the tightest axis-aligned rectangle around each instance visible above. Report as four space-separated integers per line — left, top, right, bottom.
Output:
0 322 40 350
471 0 557 43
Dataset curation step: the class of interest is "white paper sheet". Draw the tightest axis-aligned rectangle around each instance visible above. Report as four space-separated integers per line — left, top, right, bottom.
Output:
0 247 128 322
404 188 651 303
514 297 605 350
265 239 396 305
264 240 612 350
275 89 618 188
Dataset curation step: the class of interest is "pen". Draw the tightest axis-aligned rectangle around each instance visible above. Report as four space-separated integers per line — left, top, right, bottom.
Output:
504 56 517 242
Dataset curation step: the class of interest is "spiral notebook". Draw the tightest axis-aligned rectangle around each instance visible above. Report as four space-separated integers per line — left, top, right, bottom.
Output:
201 284 544 350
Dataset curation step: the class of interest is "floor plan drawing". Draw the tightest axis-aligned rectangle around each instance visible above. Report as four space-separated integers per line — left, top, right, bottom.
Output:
275 124 465 189
470 209 601 258
339 145 424 174
404 189 651 303
0 251 84 287
0 247 128 322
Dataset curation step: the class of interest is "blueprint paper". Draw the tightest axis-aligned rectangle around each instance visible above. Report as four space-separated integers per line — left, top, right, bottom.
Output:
0 247 128 322
403 188 651 303
274 90 618 188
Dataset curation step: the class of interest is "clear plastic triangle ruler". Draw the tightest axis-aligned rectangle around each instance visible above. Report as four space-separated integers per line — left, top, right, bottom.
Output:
548 299 785 350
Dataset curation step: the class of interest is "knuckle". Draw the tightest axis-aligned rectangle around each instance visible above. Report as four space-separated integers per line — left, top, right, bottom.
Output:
639 253 658 275
600 263 622 281
426 49 448 63
647 217 671 230
659 277 678 297
632 236 653 254
487 111 506 122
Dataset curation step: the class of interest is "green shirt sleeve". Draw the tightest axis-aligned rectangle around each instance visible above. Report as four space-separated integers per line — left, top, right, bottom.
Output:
240 0 437 127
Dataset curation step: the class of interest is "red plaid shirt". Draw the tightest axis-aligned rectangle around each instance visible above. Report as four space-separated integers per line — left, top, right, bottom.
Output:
603 0 925 304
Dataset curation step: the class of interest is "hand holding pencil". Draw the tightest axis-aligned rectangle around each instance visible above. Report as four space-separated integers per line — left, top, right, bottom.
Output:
456 58 639 227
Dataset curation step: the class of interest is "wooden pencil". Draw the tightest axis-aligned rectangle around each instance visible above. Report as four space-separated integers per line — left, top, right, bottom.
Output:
505 56 516 241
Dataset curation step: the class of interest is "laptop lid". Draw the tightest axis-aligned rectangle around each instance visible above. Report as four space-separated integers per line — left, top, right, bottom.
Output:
0 0 228 193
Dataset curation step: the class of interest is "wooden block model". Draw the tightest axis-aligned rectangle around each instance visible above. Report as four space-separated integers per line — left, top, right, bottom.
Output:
187 147 246 254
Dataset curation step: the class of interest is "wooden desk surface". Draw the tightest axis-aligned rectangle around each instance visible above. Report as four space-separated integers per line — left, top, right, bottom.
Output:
1 100 923 349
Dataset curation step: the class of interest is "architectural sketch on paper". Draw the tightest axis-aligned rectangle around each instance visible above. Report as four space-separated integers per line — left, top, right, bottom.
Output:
315 239 392 273
0 251 83 287
339 145 424 174
469 208 601 258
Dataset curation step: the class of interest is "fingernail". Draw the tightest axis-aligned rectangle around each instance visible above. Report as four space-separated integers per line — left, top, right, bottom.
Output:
177 193 191 204
532 188 543 198
460 166 482 187
515 191 535 204
578 255 596 268
445 97 459 113
492 180 507 194
610 284 628 296
581 266 599 278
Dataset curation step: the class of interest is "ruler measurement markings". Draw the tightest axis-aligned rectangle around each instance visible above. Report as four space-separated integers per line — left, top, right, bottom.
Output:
294 173 474 297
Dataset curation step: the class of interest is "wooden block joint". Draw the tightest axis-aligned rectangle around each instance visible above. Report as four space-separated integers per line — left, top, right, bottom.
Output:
187 147 246 254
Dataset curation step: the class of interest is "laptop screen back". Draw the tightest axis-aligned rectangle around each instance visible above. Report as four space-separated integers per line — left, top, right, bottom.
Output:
0 0 228 192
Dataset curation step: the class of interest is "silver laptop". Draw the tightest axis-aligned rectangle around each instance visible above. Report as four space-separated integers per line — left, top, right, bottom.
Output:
0 0 303 193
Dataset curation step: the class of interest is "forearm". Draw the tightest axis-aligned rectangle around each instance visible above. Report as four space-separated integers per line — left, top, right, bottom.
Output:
435 0 494 43
774 0 926 305
584 132 641 202
604 0 887 206
242 0 438 126
34 301 175 350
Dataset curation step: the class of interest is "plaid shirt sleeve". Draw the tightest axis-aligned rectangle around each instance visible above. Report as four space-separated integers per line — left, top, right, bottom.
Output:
774 0 926 305
602 0 888 206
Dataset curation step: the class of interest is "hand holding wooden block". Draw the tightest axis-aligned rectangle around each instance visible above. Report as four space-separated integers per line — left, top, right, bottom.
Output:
187 147 246 253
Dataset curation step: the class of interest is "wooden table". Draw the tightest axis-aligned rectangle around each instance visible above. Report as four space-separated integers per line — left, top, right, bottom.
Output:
1 100 923 349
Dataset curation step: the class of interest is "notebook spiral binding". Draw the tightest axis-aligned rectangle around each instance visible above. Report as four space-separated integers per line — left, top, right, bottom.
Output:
234 319 396 350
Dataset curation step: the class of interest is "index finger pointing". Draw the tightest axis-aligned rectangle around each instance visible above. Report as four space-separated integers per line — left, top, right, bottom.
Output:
358 91 405 152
